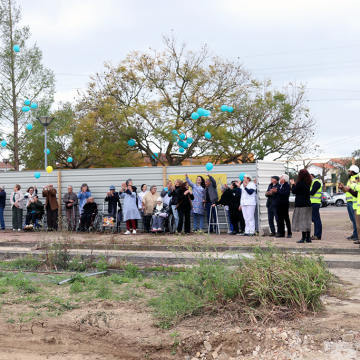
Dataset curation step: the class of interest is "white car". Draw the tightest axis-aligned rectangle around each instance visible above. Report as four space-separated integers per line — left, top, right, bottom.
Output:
332 193 347 207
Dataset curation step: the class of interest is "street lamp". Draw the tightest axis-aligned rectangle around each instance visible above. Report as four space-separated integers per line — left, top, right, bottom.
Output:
2 158 9 172
36 116 54 170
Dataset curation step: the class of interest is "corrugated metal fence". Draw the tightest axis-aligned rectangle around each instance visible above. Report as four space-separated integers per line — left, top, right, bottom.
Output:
0 161 285 233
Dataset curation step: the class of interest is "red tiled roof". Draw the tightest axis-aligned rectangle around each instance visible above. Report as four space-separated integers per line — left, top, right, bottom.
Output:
311 163 336 170
0 162 14 169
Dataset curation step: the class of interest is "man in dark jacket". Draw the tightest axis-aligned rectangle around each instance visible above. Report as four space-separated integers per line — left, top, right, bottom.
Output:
273 174 292 238
24 196 43 229
0 185 6 230
105 185 122 230
80 197 98 231
42 184 59 231
203 174 219 233
265 176 280 236
63 185 78 231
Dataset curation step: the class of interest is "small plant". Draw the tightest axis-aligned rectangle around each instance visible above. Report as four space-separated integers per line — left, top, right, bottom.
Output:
6 318 14 323
170 331 180 354
96 255 109 272
124 263 140 278
70 281 84 294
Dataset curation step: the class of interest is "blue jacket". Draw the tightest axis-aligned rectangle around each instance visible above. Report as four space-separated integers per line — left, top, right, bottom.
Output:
0 190 6 208
78 191 91 213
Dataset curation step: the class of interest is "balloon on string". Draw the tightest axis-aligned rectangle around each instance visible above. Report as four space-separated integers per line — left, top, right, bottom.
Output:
46 166 53 173
26 124 33 130
205 132 211 140
13 45 20 52
152 153 158 160
221 105 228 112
24 99 31 106
239 172 246 181
179 147 185 153
31 103 38 109
227 106 234 113
67 157 73 163
191 112 199 120
22 106 30 112
1 140 7 147
172 130 178 135
34 172 41 179
182 142 188 149
44 149 50 155
206 162 213 171
127 139 136 147
180 133 186 140
197 108 205 117
187 137 193 144
178 140 184 147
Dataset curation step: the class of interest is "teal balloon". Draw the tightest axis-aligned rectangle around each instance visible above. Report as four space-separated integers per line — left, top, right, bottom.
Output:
180 133 186 140
197 108 205 117
221 105 228 112
179 147 185 153
34 172 41 179
26 124 33 130
239 172 246 181
164 187 168 192
67 157 73 163
205 132 211 140
227 106 234 113
24 99 31 105
191 112 199 120
187 137 193 144
1 140 7 147
13 45 20 52
182 142 188 149
205 110 211 117
44 149 50 155
127 139 136 147
172 130 178 135
152 153 158 160
178 140 184 147
206 162 213 171
31 103 38 109
22 106 30 112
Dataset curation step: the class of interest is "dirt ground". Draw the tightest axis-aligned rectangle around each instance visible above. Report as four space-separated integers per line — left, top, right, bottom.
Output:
0 268 360 360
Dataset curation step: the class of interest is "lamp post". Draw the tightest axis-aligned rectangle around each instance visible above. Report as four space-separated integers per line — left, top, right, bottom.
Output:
36 116 54 170
2 158 9 172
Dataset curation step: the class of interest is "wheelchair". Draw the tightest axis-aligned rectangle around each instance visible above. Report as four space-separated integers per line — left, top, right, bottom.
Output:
76 206 101 232
148 206 176 234
23 212 47 231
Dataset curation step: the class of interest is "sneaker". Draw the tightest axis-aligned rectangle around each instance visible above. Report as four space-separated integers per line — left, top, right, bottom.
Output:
132 230 136 235
353 240 360 244
227 230 233 234
18 229 21 232
347 235 356 240
29 225 33 229
240 233 248 236
229 231 237 235
310 236 321 240
24 225 29 230
236 232 244 236
12 229 16 231
124 230 131 235
157 228 162 231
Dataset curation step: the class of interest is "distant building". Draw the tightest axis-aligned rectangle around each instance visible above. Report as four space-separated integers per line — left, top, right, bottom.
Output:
0 161 14 172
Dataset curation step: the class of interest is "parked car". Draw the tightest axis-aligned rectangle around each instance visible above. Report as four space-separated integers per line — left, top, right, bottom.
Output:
332 193 347 207
321 192 332 207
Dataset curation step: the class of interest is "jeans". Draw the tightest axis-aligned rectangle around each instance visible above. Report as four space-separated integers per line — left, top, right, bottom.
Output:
171 205 179 229
267 204 278 234
26 212 38 225
206 203 217 232
0 206 4 229
193 213 204 230
347 201 358 238
311 203 322 238
228 210 233 231
152 216 163 229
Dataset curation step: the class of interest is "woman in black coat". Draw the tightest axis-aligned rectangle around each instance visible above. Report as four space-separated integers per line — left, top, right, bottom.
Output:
290 169 312 243
176 182 194 234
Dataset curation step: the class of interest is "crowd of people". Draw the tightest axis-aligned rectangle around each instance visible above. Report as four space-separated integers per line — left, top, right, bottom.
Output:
0 166 358 241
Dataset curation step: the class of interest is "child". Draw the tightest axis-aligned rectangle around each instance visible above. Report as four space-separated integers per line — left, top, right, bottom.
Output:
151 197 168 232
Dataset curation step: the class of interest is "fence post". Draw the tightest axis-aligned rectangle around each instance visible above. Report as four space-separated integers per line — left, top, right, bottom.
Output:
57 171 62 219
163 166 167 187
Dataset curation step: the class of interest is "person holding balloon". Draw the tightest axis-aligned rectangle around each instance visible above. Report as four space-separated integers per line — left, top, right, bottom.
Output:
203 174 219 233
185 173 205 232
77 184 91 216
42 184 59 231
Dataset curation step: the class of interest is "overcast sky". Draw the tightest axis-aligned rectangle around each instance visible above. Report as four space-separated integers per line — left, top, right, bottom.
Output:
19 0 360 162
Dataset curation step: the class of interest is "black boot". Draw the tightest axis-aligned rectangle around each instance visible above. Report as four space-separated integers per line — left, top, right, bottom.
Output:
306 231 312 243
297 232 306 243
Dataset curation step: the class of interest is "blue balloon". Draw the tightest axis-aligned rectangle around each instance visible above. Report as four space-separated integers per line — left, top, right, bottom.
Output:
152 153 158 160
197 108 205 117
1 140 7 147
191 112 199 120
205 132 212 140
239 172 246 181
178 140 184 147
179 147 185 153
24 99 31 105
187 137 193 144
164 187 168 192
227 106 234 113
182 142 188 149
13 45 20 52
206 162 213 171
172 130 178 135
205 110 211 117
127 139 136 147
67 157 73 163
221 105 228 112
180 133 186 140
26 124 33 130
34 172 41 179
22 106 30 112
31 103 38 109
44 149 50 155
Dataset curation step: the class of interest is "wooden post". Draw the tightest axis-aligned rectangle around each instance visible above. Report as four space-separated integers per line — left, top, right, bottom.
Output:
352 157 355 165
57 171 62 219
163 166 167 187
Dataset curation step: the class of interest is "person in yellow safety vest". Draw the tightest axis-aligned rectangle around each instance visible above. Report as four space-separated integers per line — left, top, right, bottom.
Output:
345 165 359 240
309 173 322 240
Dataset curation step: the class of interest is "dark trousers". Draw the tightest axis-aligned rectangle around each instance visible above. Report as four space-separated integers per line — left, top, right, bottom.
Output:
206 203 217 232
347 202 358 238
311 203 322 238
12 207 23 230
267 204 279 234
144 215 152 232
177 208 191 233
237 209 245 233
277 203 292 236
26 212 38 225
81 213 92 229
47 206 58 230
66 206 76 230
230 211 239 233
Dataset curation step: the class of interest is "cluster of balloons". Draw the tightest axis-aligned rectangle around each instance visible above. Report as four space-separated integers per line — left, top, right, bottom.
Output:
221 105 234 113
191 108 211 120
170 130 195 154
22 99 38 114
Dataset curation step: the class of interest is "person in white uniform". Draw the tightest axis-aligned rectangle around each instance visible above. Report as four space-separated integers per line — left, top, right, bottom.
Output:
240 174 257 236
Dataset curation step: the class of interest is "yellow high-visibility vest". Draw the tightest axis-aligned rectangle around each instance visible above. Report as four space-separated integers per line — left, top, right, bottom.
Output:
348 175 358 210
310 179 322 204
352 181 360 215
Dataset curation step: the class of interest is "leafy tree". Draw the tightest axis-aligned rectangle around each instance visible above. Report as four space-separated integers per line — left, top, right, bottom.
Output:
0 0 55 170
